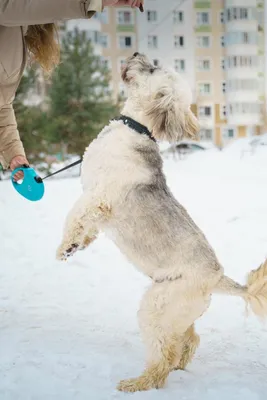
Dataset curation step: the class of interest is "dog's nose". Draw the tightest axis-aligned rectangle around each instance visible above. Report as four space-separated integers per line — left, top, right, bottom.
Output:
133 52 139 57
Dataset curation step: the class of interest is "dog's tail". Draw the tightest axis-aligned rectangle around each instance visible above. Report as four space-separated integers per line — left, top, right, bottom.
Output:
213 259 267 319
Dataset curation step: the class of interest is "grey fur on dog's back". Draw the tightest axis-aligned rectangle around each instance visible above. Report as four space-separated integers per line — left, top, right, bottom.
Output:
109 136 221 282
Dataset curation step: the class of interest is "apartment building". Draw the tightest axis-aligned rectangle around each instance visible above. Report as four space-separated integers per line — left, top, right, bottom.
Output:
223 0 266 142
65 14 103 55
136 0 266 146
100 7 138 101
137 0 196 94
194 0 226 144
30 1 267 147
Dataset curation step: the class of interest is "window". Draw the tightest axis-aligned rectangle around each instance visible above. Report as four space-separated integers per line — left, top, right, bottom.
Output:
227 79 259 91
233 56 238 67
220 105 227 119
196 12 210 25
221 35 225 47
85 30 101 44
243 56 257 67
173 10 184 23
226 31 258 45
223 128 235 138
99 8 108 24
100 34 108 48
196 36 210 48
147 10 157 22
199 129 213 140
117 10 133 24
119 36 133 48
174 35 184 48
101 57 110 70
174 59 185 72
222 81 226 93
198 106 212 117
243 32 249 43
118 58 126 72
119 83 126 99
228 103 260 114
226 7 249 22
198 83 211 95
228 129 234 138
220 10 225 24
227 55 258 69
197 59 211 70
148 35 158 49
240 8 248 19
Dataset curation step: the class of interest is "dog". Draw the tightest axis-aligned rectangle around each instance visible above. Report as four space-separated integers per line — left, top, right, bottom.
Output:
56 53 267 392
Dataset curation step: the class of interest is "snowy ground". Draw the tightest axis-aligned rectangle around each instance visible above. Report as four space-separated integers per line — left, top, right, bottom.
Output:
1 145 267 400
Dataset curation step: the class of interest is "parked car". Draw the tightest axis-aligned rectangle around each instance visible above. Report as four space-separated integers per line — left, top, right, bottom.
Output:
160 139 216 160
223 133 267 158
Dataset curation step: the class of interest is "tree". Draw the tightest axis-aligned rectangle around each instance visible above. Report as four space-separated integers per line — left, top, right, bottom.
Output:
45 27 118 157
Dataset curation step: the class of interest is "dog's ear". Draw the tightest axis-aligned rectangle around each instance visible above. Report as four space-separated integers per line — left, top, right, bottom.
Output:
145 87 199 142
184 109 200 140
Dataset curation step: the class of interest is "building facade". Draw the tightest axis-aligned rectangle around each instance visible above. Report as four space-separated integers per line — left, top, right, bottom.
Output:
137 0 196 94
29 1 267 146
100 7 138 101
102 0 266 146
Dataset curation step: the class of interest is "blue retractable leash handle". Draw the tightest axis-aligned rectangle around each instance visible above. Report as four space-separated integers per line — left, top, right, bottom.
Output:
11 158 82 202
11 165 45 202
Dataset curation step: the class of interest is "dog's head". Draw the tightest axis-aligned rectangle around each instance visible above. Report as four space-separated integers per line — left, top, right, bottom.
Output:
121 53 199 142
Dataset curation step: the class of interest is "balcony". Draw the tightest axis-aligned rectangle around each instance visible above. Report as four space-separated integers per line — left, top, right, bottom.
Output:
116 24 135 33
194 1 211 8
195 25 212 32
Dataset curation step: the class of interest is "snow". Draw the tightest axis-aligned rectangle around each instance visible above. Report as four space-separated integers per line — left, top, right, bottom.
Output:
1 144 267 399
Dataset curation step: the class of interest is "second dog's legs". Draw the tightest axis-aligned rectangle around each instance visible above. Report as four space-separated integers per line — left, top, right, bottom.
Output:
117 281 210 392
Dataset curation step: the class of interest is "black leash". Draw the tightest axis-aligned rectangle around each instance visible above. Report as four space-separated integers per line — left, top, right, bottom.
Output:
40 115 154 180
41 158 83 180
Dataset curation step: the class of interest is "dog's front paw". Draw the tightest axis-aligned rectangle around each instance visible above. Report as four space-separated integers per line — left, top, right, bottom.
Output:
56 243 79 261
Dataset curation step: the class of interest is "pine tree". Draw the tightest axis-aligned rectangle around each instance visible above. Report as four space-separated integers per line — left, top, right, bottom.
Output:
45 27 118 157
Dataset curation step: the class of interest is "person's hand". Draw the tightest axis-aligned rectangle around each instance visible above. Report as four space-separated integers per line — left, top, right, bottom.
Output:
10 155 29 182
103 0 143 8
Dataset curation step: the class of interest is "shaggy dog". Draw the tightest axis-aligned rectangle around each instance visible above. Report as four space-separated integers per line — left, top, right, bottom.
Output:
56 53 267 392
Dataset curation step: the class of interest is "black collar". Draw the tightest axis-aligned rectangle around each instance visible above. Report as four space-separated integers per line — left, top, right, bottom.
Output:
115 115 156 142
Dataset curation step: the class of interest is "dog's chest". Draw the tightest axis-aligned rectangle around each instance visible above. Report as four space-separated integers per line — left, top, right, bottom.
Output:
81 127 151 196
81 135 115 191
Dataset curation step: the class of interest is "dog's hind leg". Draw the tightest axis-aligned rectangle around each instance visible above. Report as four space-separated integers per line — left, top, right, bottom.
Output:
56 191 111 260
173 324 200 371
117 283 178 392
117 282 209 392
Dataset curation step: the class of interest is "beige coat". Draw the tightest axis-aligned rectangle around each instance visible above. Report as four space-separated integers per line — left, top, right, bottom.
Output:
0 0 102 169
